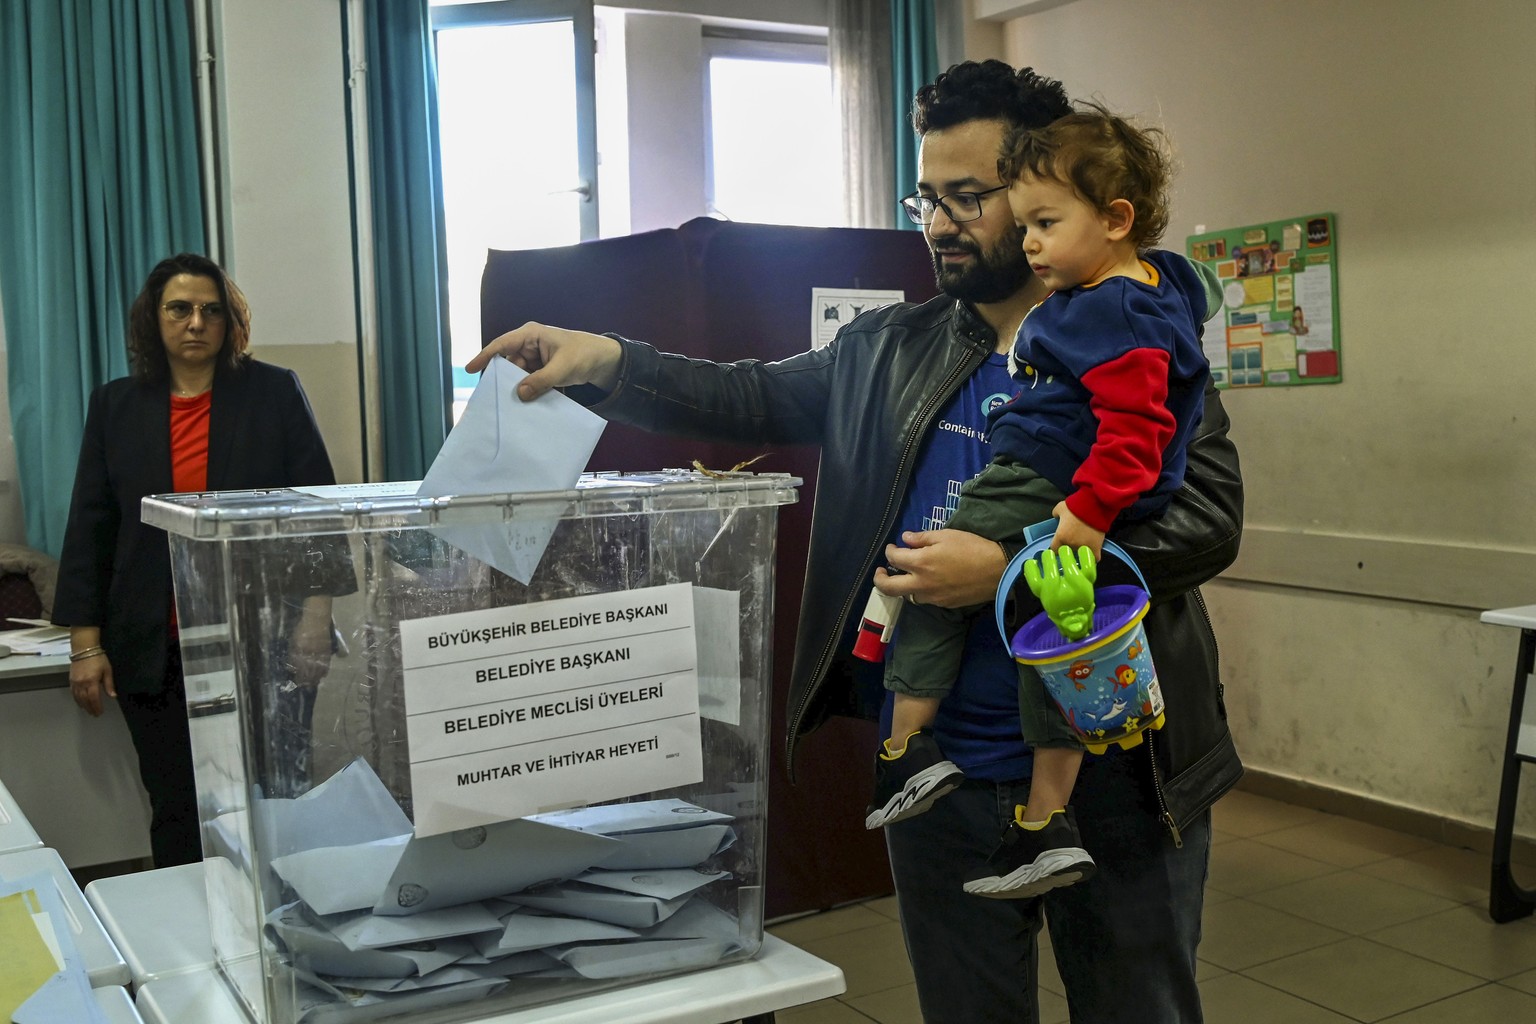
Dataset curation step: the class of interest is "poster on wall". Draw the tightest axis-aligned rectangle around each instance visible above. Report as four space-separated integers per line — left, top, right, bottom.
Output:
1186 213 1341 388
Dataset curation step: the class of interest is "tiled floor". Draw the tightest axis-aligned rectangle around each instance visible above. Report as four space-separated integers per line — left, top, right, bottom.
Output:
765 790 1536 1023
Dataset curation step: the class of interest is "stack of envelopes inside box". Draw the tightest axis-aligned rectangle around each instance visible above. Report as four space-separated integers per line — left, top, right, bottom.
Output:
229 759 744 1022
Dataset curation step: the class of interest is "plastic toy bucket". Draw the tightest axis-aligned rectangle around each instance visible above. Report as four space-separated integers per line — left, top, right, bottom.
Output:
994 521 1165 754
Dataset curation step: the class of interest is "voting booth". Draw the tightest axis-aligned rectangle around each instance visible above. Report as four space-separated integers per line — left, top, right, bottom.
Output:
143 470 799 1024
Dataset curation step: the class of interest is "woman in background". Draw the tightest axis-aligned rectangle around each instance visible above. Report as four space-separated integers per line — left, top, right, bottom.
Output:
54 253 344 867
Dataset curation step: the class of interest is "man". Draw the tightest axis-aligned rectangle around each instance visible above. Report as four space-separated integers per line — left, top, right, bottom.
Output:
469 60 1242 1023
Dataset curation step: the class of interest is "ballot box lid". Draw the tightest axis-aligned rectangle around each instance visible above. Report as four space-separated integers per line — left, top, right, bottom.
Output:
141 470 801 540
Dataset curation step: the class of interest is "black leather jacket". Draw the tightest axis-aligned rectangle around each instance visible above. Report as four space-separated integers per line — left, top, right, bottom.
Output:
586 293 1244 836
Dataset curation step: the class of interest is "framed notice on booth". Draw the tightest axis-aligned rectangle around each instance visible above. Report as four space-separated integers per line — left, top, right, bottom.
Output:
1187 213 1341 388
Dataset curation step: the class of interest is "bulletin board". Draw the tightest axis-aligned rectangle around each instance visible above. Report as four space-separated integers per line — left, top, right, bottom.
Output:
1186 213 1341 388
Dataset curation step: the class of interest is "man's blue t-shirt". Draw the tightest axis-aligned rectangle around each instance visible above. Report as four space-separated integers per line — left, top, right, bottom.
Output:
878 352 1033 781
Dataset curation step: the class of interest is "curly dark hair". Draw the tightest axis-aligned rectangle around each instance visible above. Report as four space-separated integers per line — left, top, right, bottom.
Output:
911 60 1071 136
998 101 1172 250
127 252 251 382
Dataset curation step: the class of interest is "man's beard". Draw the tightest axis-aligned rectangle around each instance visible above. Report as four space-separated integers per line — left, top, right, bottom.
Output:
930 223 1030 304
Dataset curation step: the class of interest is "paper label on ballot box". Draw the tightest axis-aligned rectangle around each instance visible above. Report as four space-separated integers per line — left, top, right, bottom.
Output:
399 584 703 837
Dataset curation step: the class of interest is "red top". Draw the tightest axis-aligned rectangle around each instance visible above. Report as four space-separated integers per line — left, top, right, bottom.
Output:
169 391 212 493
167 391 212 635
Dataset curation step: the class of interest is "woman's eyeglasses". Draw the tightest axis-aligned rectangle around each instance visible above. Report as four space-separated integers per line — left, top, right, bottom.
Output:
161 301 227 323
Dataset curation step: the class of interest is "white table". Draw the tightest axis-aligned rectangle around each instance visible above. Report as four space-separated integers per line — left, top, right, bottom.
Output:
85 861 214 986
0 846 130 987
0 653 152 867
1484 605 1536 922
95 984 146 1024
0 775 43 854
135 933 843 1024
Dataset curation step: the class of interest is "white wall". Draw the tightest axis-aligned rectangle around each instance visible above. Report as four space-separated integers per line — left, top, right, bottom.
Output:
1001 0 1536 837
213 0 364 485
623 12 710 234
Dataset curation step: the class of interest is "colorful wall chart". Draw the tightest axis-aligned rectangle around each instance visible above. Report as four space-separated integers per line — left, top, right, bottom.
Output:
1186 213 1341 388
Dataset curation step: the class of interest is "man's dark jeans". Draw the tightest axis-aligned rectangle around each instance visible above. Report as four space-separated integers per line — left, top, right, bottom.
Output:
886 748 1211 1023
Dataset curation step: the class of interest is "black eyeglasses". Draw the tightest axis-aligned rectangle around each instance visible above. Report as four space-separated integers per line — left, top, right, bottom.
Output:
161 301 227 323
899 184 1008 225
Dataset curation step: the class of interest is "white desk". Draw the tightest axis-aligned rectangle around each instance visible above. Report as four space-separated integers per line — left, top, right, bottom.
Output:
0 775 43 854
1484 605 1536 922
0 846 130 987
135 933 843 1024
85 861 214 987
0 654 152 867
95 984 146 1024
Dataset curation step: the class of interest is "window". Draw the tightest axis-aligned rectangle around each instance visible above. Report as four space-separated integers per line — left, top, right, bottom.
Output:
431 1 596 415
705 37 840 228
431 7 834 418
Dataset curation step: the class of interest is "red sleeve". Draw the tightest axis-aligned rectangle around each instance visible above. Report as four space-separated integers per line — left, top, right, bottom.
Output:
1064 348 1176 532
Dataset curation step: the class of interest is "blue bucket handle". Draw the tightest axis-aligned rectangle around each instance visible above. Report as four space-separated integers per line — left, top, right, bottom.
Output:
994 519 1149 649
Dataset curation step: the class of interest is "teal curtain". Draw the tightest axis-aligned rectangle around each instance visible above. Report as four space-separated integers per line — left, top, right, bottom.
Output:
890 0 939 231
0 0 205 556
363 0 451 481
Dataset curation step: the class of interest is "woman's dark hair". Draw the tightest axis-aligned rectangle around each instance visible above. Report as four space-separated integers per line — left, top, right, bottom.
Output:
911 60 1071 136
999 101 1172 250
126 253 251 382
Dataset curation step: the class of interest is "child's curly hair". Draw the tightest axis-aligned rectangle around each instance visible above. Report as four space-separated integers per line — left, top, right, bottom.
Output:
998 101 1172 250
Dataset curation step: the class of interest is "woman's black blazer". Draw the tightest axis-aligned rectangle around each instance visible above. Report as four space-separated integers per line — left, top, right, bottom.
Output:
52 358 342 694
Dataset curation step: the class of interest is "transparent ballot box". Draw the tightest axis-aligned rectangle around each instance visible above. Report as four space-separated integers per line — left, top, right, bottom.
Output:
142 471 800 1024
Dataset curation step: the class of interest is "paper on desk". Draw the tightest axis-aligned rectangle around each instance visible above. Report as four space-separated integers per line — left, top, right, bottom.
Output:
372 817 620 917
0 877 107 1024
418 356 605 584
0 626 72 657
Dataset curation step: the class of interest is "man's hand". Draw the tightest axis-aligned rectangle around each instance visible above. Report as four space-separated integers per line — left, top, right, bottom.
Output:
873 529 1008 609
69 655 115 717
1024 545 1097 640
465 322 623 401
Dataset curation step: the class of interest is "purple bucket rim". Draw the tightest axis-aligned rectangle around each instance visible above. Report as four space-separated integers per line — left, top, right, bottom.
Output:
1010 584 1149 662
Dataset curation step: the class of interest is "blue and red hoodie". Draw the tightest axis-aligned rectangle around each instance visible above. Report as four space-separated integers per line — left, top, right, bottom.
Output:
985 248 1219 531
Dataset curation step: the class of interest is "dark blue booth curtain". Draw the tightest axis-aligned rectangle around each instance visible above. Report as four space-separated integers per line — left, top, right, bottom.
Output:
362 0 451 481
0 0 205 556
890 0 939 232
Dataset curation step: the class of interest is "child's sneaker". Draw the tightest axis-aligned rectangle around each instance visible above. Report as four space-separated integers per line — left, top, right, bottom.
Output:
962 807 1095 898
864 729 964 829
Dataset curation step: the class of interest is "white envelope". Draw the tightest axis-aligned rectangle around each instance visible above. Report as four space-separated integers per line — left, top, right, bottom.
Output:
266 902 474 979
597 823 735 870
512 886 692 929
527 798 734 836
254 758 414 862
271 835 411 916
316 902 503 951
549 937 736 980
576 866 729 901
372 818 620 917
472 907 637 957
418 356 605 583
